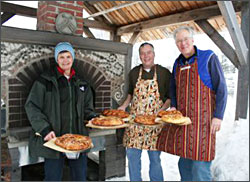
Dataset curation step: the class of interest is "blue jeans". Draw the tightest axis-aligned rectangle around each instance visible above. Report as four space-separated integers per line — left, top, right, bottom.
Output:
127 148 163 181
178 157 212 181
44 153 87 181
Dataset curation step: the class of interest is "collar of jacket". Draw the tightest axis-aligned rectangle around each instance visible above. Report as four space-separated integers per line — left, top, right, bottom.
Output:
177 46 198 66
56 66 76 81
40 67 88 91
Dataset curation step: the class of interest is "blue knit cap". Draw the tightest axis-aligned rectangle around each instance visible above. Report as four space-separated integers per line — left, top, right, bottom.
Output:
54 42 75 62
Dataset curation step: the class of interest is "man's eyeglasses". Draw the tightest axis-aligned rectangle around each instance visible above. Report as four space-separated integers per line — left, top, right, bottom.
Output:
176 37 192 44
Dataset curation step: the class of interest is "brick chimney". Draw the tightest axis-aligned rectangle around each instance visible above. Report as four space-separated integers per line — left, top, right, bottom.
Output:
37 1 83 36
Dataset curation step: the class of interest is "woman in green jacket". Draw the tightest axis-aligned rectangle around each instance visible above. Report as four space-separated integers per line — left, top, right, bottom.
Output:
25 42 97 181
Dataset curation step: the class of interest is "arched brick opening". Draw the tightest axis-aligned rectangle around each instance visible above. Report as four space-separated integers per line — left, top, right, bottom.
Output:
7 57 111 140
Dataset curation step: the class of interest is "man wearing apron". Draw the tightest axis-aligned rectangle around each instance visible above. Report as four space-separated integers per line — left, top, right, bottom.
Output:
157 26 228 181
118 42 171 181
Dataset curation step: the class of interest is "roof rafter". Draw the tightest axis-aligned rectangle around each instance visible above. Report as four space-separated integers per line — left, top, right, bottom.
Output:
1 12 16 24
83 1 112 28
83 27 96 39
117 2 241 35
128 31 142 44
86 1 100 6
83 19 116 31
85 1 140 19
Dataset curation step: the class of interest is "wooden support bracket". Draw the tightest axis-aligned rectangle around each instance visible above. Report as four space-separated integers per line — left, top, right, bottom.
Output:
218 1 248 66
195 19 240 68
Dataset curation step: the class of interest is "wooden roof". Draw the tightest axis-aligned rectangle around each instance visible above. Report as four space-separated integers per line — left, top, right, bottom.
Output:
82 1 242 43
0 1 242 43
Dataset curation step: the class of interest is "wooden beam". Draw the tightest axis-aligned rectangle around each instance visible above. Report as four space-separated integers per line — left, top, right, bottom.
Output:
110 30 121 42
235 1 249 120
83 19 116 31
1 26 132 55
117 2 241 35
139 2 155 17
1 12 15 24
86 1 100 6
195 19 240 68
218 1 248 66
1 2 37 18
83 27 95 39
85 2 140 19
91 3 113 24
235 65 249 120
128 31 142 44
109 1 131 25
83 1 112 27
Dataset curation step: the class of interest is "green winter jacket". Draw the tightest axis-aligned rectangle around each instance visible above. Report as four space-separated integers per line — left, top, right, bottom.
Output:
25 68 96 159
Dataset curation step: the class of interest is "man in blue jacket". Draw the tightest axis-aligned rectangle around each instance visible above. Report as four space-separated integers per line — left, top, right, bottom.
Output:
157 26 227 181
25 42 97 181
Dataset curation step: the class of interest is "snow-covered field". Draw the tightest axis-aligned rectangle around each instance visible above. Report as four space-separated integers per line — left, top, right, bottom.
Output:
107 94 249 181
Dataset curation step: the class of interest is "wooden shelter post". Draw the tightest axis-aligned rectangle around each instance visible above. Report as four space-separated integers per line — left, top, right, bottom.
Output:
235 1 249 120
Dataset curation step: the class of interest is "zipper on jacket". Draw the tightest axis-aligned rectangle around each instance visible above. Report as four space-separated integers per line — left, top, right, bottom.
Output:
68 81 73 133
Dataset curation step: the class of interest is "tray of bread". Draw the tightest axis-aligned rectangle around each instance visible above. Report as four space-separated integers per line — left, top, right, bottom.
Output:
156 110 192 125
101 109 132 122
43 134 93 154
86 115 129 129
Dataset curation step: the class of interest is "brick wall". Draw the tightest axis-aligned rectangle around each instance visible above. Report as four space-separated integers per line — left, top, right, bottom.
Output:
37 1 83 36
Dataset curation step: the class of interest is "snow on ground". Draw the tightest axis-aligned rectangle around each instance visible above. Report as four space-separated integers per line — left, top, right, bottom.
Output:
212 118 249 181
107 95 249 181
211 94 249 181
106 151 180 181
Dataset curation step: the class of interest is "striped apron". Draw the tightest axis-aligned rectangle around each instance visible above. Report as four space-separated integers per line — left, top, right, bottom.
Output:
123 66 164 150
157 58 216 161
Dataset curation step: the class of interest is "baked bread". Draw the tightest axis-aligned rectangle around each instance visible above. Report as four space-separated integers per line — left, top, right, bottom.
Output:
91 116 124 126
161 110 191 124
102 109 129 118
134 115 157 125
157 110 183 117
161 114 191 124
55 134 92 151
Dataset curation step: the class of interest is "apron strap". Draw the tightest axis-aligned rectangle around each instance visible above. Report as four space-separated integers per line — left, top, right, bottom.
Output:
138 66 143 80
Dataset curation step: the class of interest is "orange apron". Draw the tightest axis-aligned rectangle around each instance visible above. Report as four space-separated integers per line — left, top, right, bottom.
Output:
157 58 216 161
123 66 163 150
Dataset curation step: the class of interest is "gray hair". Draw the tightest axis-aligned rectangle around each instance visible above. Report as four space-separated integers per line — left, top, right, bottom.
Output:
173 26 194 40
139 42 154 54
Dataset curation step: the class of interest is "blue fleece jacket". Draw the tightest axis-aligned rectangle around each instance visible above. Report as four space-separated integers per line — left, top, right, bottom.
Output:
170 46 227 120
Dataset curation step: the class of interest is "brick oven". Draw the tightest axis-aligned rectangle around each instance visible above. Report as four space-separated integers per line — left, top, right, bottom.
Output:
1 26 132 180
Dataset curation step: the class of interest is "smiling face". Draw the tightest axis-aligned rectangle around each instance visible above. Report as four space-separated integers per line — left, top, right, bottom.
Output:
175 29 195 58
57 51 73 75
139 44 155 69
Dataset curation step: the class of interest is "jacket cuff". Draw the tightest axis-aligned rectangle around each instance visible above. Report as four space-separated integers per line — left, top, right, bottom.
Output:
171 103 177 108
87 113 99 120
213 113 223 120
40 126 51 137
